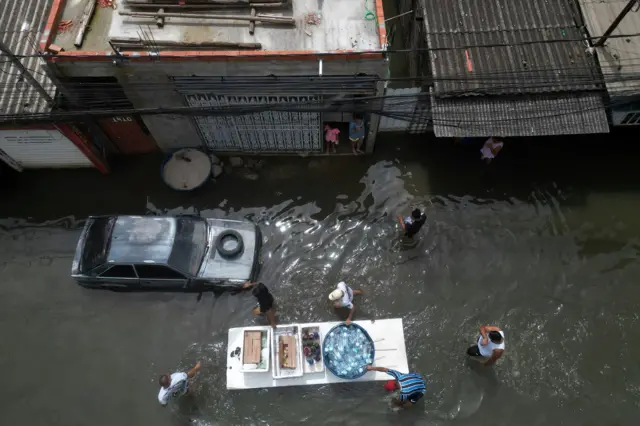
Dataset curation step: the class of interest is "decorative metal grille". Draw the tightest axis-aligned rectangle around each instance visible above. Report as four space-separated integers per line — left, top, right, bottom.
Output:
184 94 322 153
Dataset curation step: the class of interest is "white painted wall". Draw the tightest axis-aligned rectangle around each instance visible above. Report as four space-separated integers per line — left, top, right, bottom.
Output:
0 129 92 169
46 57 387 152
378 87 422 132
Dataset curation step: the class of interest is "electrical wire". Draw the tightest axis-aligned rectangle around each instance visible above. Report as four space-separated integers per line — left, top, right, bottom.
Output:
7 43 640 89
5 67 640 106
0 75 637 111
0 88 635 127
7 54 640 87
3 18 640 126
0 28 638 60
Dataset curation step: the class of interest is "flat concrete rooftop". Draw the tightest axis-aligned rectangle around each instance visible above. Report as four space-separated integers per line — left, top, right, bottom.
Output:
51 0 383 54
578 0 640 98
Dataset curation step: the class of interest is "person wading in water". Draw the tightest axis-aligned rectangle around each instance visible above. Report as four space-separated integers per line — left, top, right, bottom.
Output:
328 281 363 325
399 208 427 238
157 361 201 406
243 281 277 328
466 325 505 366
367 366 427 409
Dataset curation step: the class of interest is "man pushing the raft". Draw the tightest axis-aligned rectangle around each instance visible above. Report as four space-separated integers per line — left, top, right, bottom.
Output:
367 365 426 409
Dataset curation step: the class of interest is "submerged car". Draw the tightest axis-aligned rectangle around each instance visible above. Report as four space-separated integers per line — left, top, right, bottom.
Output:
71 215 261 291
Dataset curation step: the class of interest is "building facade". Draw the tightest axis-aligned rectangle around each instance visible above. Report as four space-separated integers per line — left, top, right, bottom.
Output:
382 0 613 137
0 0 108 172
40 0 388 154
577 0 640 127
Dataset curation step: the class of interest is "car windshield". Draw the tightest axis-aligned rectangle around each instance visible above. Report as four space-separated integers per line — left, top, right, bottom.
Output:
168 217 208 276
81 217 116 273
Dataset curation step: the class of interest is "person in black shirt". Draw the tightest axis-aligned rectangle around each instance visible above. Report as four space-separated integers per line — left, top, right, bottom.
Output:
402 208 427 238
242 281 277 328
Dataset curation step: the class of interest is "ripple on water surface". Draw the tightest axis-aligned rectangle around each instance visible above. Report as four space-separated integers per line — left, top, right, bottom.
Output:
1 161 639 426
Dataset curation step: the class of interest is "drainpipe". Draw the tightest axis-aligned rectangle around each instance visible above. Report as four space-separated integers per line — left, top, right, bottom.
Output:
365 80 385 154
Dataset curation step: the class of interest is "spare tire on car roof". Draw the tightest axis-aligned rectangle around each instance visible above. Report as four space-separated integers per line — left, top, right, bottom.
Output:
215 229 244 258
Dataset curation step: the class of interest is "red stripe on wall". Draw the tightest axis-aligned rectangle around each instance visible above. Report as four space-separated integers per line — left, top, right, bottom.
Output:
54 123 110 174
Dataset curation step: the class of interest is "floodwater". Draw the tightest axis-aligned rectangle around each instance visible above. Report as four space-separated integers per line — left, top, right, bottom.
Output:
0 135 639 426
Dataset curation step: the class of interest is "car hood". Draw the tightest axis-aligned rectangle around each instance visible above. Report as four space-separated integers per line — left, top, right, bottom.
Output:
198 218 258 282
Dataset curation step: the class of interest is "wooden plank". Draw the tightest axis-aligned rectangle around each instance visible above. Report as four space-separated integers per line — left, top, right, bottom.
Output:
125 0 286 6
110 37 262 49
243 331 262 364
251 334 261 363
125 2 286 8
74 0 98 48
126 0 285 4
243 332 253 363
119 10 296 25
279 335 297 369
156 8 165 28
249 7 256 35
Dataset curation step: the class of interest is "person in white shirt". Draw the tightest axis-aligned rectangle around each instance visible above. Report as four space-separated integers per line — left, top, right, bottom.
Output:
466 325 505 366
480 137 504 164
157 361 201 406
328 281 362 325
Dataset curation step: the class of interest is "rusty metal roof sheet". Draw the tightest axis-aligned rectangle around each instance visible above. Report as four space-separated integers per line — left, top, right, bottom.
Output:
422 0 603 96
420 0 609 136
431 92 610 137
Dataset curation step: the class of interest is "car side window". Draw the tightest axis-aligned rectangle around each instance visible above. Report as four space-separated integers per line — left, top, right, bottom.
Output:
135 264 186 280
99 264 137 279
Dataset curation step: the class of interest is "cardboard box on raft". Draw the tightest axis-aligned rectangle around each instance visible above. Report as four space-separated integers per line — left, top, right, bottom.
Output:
243 331 262 364
279 335 297 369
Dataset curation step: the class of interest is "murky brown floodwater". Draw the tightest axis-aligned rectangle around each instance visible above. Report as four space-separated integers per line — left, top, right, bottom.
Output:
0 136 639 426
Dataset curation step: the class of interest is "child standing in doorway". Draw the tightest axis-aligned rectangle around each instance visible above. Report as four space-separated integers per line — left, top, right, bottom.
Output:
349 116 365 155
324 124 340 153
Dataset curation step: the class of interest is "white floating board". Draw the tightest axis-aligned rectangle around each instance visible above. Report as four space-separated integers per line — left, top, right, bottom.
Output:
226 318 408 390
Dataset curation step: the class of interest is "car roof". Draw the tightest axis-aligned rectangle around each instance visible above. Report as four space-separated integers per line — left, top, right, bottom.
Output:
106 216 177 265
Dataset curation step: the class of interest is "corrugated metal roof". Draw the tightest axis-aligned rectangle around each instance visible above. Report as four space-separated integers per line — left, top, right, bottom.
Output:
420 0 609 136
0 0 55 116
422 0 603 95
431 92 610 137
577 0 640 98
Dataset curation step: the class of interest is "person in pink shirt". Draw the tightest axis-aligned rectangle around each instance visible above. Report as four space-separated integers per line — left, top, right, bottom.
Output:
480 137 504 164
324 125 340 153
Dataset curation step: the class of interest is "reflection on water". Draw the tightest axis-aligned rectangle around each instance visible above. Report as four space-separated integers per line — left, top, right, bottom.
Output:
1 148 640 426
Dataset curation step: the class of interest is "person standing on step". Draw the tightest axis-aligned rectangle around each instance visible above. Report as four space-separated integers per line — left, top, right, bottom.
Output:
328 281 362 325
349 116 366 155
466 324 505 366
324 124 340 153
